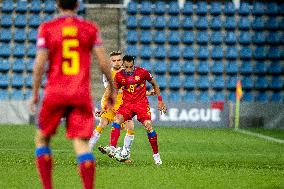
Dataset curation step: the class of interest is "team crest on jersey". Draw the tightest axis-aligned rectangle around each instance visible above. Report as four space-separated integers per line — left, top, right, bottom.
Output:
135 76 140 81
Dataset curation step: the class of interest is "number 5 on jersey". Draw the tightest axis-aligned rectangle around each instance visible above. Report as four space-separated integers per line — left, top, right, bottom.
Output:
62 26 80 75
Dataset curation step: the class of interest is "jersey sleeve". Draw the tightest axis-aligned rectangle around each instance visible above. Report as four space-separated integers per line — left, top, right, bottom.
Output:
102 74 109 88
92 24 103 48
36 23 48 50
143 69 153 82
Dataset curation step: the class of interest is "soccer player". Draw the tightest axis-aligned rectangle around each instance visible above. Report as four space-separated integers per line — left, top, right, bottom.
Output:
89 51 156 159
109 55 167 165
30 1 115 189
88 51 136 155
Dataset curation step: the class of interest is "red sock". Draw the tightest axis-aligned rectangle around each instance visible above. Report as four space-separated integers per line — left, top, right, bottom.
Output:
79 161 95 189
110 122 121 147
78 153 95 189
35 147 53 189
148 131 159 154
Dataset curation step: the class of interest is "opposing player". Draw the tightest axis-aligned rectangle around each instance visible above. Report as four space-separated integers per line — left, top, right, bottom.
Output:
108 55 167 165
30 0 115 189
88 51 136 156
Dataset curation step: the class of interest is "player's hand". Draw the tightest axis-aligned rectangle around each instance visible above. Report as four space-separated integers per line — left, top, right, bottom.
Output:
106 83 116 109
94 108 107 117
29 94 39 113
146 89 156 96
158 100 167 115
106 91 116 110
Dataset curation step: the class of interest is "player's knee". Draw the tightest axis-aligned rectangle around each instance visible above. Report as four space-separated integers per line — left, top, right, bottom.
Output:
125 120 134 130
73 138 90 155
143 121 153 132
114 114 124 124
99 117 109 128
35 130 50 147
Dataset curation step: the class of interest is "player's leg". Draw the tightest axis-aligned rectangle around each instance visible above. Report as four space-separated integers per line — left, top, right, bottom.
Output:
97 113 124 157
35 100 64 189
35 130 53 189
137 104 162 165
114 120 135 162
73 138 95 189
88 115 110 150
109 101 133 148
123 120 135 152
122 121 135 156
143 120 162 165
67 104 95 189
104 113 124 157
96 111 124 157
100 102 133 158
98 119 134 159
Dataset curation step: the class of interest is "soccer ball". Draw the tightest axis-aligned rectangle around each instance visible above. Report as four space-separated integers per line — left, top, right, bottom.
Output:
114 147 131 162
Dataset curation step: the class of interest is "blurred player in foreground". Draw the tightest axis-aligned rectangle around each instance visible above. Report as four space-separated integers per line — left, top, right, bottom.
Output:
89 51 156 159
105 55 167 165
30 0 115 188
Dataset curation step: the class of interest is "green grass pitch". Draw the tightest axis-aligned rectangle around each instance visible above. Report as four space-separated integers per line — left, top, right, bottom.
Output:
0 125 283 189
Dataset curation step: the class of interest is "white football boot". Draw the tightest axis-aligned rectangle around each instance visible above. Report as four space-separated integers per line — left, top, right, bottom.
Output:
114 147 131 162
153 153 162 165
98 145 116 158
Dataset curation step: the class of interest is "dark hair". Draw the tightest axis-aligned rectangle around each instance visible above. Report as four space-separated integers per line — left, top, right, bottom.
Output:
122 55 135 63
110 50 122 57
57 0 78 10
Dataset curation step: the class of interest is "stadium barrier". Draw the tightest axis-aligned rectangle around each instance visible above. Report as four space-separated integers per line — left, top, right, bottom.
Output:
1 101 282 129
148 102 230 127
236 103 284 129
0 101 30 125
0 100 284 129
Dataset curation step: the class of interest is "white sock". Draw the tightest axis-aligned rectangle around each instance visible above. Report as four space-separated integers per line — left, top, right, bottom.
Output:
88 131 101 150
123 134 134 151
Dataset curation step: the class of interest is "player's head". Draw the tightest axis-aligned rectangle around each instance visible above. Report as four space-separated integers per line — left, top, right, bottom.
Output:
110 51 123 70
57 0 78 11
123 55 135 73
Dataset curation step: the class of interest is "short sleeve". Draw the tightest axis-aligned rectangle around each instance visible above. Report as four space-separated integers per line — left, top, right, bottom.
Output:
102 74 109 88
144 69 153 82
92 24 103 48
36 23 48 49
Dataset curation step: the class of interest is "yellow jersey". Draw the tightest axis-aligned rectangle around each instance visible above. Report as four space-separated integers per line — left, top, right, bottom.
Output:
101 69 123 111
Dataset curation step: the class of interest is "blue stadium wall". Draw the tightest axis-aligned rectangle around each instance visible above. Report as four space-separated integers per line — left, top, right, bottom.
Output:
125 1 284 104
0 1 283 128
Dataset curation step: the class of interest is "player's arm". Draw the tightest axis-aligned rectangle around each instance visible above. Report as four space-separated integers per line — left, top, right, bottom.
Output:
97 85 112 117
146 89 156 96
92 47 116 108
149 78 167 114
30 50 48 112
30 23 48 112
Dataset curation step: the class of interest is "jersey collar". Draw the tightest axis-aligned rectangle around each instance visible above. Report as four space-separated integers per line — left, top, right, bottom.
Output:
57 13 80 19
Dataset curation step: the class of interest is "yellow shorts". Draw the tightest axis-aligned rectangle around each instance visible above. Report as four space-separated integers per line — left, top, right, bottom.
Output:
101 109 116 123
100 107 125 130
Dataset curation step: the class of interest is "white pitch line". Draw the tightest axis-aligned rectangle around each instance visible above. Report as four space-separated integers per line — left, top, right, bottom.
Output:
235 129 284 144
